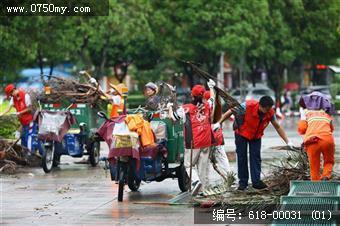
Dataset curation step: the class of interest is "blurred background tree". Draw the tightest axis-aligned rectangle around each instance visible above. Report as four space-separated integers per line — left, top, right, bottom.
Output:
0 0 339 99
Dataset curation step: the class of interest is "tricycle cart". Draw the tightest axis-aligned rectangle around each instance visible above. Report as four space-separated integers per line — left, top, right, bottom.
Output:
36 102 104 173
97 110 190 202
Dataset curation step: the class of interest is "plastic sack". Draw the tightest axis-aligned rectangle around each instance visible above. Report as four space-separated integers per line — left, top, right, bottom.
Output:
112 121 139 148
112 121 131 135
114 133 139 148
150 121 167 141
39 112 67 137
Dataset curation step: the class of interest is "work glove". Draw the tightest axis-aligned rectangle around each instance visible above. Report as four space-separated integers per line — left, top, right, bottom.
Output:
207 79 216 89
211 123 221 132
89 77 98 86
286 140 295 150
166 103 174 109
14 131 21 139
299 108 306 120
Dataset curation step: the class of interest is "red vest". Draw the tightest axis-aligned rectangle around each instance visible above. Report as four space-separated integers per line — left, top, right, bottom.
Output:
183 103 213 149
236 100 274 140
13 90 33 126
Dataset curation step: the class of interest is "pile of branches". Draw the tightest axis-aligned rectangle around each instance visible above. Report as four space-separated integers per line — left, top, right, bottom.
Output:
38 76 108 105
194 147 317 207
0 139 41 173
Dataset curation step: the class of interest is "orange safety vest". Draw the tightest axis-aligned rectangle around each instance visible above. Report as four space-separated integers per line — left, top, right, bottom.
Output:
297 110 334 143
110 98 125 118
236 100 274 140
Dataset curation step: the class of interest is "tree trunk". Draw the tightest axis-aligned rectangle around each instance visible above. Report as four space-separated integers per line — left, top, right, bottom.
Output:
37 49 45 85
267 63 285 104
184 64 194 88
78 36 93 70
49 62 54 81
114 62 129 83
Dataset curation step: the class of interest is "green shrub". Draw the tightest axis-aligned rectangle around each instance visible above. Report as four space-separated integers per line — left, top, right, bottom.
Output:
335 100 340 110
127 94 146 109
0 115 20 139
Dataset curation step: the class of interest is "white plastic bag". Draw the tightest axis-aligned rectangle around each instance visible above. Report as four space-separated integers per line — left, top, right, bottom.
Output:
39 112 67 136
112 121 131 135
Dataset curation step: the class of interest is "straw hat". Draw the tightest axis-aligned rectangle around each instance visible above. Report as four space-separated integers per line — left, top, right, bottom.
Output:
109 83 128 96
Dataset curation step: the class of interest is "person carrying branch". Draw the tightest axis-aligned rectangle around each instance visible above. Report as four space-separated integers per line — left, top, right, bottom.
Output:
212 96 294 190
168 79 216 195
0 84 36 153
88 77 126 118
203 91 231 179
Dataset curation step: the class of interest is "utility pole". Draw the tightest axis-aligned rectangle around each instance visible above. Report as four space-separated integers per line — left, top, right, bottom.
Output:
239 55 245 101
218 52 225 89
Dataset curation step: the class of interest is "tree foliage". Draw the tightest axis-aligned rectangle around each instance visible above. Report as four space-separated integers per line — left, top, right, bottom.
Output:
0 0 339 93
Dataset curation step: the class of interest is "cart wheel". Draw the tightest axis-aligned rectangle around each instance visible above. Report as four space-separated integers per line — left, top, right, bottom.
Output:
89 141 100 167
128 168 141 191
117 162 127 202
176 163 190 192
42 143 54 173
52 154 60 167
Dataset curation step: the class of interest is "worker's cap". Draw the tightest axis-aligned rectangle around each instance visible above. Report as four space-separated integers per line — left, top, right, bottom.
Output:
144 82 158 93
109 83 128 96
4 84 15 98
191 84 206 97
203 91 210 100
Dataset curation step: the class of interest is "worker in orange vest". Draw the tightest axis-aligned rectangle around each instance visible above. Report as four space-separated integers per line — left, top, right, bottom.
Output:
88 77 127 118
297 98 335 181
107 83 127 118
0 84 36 152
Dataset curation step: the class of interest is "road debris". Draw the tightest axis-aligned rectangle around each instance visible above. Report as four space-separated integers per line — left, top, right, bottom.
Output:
0 139 41 173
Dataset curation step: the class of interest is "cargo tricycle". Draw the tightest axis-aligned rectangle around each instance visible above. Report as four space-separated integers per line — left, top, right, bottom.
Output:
97 109 190 202
35 102 104 173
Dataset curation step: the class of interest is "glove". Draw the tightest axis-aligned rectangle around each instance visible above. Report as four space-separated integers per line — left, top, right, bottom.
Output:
300 108 306 120
89 78 98 86
211 123 221 131
14 131 21 139
287 140 295 149
207 79 216 89
167 103 174 109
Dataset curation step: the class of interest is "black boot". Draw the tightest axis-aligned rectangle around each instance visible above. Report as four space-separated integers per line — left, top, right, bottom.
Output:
252 181 268 189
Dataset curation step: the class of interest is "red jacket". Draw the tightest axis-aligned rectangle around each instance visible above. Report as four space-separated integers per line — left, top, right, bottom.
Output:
13 90 33 126
183 103 213 149
236 100 274 140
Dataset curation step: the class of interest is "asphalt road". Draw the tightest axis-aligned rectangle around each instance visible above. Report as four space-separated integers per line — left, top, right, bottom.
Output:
1 117 339 225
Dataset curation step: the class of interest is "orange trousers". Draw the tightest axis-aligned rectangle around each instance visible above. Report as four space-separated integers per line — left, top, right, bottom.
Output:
305 138 335 181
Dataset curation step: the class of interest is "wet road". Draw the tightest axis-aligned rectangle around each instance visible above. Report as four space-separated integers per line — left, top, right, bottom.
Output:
1 117 339 225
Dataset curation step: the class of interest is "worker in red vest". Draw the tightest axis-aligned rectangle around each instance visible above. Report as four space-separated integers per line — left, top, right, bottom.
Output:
0 84 36 152
213 96 293 190
168 80 216 195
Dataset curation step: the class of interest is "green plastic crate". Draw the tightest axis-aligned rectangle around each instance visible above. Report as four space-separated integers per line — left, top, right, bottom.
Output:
288 181 340 197
271 181 340 226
